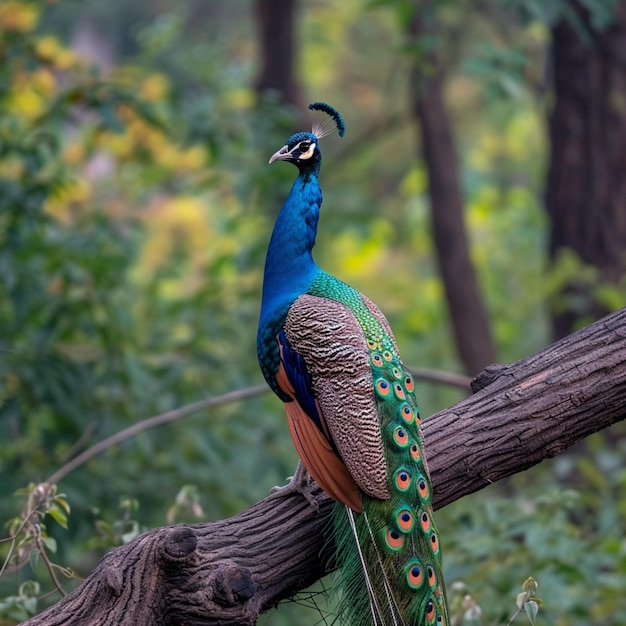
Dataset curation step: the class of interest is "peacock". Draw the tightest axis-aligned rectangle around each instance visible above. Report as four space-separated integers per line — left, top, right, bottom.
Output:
257 102 448 626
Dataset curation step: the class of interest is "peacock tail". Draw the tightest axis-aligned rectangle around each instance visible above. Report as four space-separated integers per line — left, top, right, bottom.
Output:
333 341 446 625
257 103 448 626
294 274 447 625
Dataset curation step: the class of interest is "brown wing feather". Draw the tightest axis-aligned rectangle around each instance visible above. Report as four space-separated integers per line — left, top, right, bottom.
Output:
276 360 362 510
283 294 390 501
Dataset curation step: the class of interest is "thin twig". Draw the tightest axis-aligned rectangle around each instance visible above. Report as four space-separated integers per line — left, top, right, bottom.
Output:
46 367 468 486
45 384 268 485
410 367 471 389
35 534 66 597
59 421 98 464
0 492 41 577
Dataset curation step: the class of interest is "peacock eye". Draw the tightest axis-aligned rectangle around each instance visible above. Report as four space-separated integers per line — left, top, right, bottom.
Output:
297 141 316 160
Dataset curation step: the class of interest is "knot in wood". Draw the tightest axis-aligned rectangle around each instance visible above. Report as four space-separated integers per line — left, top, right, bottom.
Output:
471 363 508 393
212 561 257 607
161 525 197 563
102 560 124 596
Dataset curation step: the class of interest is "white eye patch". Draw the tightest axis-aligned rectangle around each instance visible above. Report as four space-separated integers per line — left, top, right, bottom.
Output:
297 141 316 160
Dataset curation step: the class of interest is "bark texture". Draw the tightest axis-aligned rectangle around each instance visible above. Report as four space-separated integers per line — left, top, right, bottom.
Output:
546 1 626 339
408 5 496 375
23 308 626 625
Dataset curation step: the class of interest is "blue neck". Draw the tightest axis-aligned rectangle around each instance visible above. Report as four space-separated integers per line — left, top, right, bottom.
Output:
260 172 323 328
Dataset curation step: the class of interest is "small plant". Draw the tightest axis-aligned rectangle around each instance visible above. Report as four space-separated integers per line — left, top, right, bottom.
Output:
0 482 75 620
447 580 483 625
90 497 144 548
166 484 205 524
507 577 542 625
0 580 40 623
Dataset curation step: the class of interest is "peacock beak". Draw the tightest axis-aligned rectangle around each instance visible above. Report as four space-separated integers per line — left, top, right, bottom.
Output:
269 145 292 164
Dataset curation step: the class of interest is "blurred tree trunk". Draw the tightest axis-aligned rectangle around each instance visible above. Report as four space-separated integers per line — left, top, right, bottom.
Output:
545 1 626 340
407 5 495 375
254 0 303 108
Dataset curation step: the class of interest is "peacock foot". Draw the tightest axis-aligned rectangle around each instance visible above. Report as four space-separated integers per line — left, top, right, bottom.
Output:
270 461 320 513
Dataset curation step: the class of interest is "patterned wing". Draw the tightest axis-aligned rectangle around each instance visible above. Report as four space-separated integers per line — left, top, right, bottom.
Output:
278 294 390 510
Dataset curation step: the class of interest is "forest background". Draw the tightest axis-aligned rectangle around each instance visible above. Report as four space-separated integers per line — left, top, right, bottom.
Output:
1 0 625 624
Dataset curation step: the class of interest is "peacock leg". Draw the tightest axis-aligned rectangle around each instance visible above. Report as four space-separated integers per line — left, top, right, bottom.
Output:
269 461 320 512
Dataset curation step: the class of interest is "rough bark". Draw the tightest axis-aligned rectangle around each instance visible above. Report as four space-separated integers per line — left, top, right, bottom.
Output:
545 1 626 339
408 4 496 375
23 307 626 625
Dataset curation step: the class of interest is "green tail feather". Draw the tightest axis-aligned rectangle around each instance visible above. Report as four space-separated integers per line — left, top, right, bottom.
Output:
307 272 448 624
331 356 448 626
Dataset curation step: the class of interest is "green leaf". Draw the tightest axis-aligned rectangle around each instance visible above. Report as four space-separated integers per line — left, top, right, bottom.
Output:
40 535 57 554
95 520 113 536
121 521 141 544
524 600 539 625
47 504 68 529
53 493 71 515
19 580 41 598
29 548 40 571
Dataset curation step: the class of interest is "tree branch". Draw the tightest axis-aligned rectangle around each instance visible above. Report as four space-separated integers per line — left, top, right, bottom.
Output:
45 385 268 485
23 308 626 625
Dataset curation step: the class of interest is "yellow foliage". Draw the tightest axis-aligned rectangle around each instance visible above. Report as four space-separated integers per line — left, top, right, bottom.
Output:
505 110 542 160
0 1 38 32
8 86 45 118
468 184 500 224
6 51 61 120
420 277 443 307
97 110 208 174
35 35 63 61
62 142 86 166
468 131 501 171
31 68 57 95
54 48 77 70
0 155 25 179
467 185 501 267
34 34 77 69
403 275 444 335
154 144 182 170
177 145 207 172
328 225 390 283
138 196 211 272
223 88 254 110
45 179 93 223
400 166 427 197
99 129 134 159
140 74 170 102
468 109 542 171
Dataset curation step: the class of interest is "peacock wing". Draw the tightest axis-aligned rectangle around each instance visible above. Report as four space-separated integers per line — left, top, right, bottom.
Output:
280 294 390 506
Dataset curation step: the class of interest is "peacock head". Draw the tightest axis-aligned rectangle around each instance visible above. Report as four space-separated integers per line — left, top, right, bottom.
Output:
269 102 345 176
269 131 321 173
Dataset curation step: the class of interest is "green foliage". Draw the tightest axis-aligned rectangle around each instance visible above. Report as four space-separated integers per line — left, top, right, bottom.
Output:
0 0 291 615
547 249 626 331
88 496 144 549
509 577 542 625
498 0 619 31
437 429 626 625
0 581 40 623
0 484 73 622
